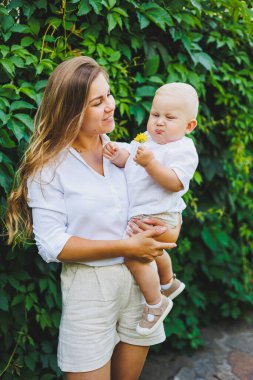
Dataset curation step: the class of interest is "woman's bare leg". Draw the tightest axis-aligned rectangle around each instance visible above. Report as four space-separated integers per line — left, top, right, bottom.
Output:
111 342 149 380
65 360 110 380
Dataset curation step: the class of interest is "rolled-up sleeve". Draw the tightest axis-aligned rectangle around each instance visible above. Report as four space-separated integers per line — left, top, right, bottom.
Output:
169 141 199 191
27 168 73 263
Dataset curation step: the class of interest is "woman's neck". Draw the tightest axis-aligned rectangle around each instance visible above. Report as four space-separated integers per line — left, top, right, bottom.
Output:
73 133 102 153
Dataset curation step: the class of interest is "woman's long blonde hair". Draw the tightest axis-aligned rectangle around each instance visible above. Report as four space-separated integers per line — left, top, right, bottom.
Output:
6 56 107 245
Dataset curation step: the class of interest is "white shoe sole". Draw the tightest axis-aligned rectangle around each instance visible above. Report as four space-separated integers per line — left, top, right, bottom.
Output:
136 298 173 336
168 282 185 301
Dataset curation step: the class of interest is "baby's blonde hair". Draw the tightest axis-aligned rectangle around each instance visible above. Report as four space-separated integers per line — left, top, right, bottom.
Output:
155 82 199 119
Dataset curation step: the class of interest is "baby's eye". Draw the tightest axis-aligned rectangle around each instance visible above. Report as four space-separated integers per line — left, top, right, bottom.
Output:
166 116 175 120
152 113 159 117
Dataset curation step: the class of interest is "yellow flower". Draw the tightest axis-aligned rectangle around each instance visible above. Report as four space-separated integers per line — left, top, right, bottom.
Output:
134 133 148 144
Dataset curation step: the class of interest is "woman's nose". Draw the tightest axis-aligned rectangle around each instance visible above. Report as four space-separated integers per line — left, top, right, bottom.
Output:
105 96 115 111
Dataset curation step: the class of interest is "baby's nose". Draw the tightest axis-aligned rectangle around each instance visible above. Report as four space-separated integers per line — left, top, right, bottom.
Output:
157 118 165 125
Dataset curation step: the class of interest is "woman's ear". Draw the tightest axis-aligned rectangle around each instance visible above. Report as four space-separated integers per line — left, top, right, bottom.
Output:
185 119 197 134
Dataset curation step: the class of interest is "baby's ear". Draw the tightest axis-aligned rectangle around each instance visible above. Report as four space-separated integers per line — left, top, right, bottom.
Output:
185 119 197 134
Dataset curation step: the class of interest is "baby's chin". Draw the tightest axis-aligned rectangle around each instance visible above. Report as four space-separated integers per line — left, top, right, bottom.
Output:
150 133 180 145
149 132 184 145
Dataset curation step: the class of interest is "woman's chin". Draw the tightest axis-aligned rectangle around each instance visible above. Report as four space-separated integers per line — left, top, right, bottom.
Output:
105 122 115 133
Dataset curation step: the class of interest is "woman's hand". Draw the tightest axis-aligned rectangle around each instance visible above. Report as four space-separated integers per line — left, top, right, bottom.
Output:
127 216 168 236
124 228 176 263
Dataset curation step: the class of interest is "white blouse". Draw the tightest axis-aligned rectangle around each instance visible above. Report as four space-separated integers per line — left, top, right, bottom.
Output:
27 135 129 266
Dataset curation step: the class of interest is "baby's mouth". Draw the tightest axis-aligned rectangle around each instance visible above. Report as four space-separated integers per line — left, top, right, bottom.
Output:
155 129 164 134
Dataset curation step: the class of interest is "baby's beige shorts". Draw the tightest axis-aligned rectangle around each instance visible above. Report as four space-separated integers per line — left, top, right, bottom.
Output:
57 262 166 372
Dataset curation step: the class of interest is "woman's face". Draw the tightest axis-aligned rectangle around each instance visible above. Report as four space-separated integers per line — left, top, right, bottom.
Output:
81 72 115 136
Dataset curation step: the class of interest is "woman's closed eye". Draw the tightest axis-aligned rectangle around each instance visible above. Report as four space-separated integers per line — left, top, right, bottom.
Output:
93 93 112 107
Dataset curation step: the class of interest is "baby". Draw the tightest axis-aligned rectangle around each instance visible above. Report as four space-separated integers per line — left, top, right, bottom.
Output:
103 83 199 335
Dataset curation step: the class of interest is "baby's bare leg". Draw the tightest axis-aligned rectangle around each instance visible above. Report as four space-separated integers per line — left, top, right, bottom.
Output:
154 215 181 285
156 251 173 285
154 219 181 244
125 259 161 305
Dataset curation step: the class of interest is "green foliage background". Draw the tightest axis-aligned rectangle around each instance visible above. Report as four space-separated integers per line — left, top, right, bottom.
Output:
0 0 252 378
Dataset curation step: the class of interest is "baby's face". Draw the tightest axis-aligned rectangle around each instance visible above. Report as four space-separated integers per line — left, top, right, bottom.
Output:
147 93 193 144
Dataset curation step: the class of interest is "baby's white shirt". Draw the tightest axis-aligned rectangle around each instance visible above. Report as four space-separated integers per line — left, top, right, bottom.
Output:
124 134 198 219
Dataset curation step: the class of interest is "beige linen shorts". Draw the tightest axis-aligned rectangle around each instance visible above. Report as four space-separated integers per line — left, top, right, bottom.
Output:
57 263 166 372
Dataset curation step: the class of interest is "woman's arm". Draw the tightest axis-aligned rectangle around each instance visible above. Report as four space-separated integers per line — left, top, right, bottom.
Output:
57 228 176 263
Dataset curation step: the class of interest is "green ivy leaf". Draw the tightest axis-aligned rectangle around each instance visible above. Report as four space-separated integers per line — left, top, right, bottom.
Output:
89 0 103 14
10 56 24 68
136 12 149 29
1 14 15 32
24 351 37 371
0 128 16 147
0 288 9 311
10 101 35 112
0 58 15 75
12 294 25 306
193 52 215 70
77 0 91 16
21 36 34 47
136 86 156 98
201 226 219 251
130 104 146 125
0 110 8 124
107 13 117 33
28 18 40 36
108 0 117 8
144 55 160 76
112 7 128 17
0 4 9 15
11 23 29 33
0 44 9 57
13 113 34 131
108 51 121 62
7 119 28 142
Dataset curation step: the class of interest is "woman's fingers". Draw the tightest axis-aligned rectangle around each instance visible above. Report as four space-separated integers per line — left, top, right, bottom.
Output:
129 218 150 231
128 220 143 234
131 218 167 233
140 228 167 238
141 217 166 226
159 242 177 250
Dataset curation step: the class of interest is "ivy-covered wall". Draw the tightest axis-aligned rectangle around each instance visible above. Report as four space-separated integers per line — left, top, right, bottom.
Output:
0 0 252 378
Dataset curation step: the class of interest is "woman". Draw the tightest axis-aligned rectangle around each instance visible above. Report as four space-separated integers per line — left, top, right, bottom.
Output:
7 56 179 380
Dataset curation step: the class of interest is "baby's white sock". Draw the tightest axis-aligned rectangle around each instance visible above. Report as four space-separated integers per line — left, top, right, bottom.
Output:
161 278 173 290
146 299 163 322
146 298 162 309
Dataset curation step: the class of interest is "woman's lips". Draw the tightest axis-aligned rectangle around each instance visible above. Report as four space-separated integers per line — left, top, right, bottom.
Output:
103 115 114 122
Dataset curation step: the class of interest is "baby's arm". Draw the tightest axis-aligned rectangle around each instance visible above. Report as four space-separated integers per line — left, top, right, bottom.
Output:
134 146 183 192
103 142 130 168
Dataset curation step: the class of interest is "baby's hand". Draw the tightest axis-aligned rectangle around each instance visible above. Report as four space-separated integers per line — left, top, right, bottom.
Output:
134 146 155 167
103 142 120 161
